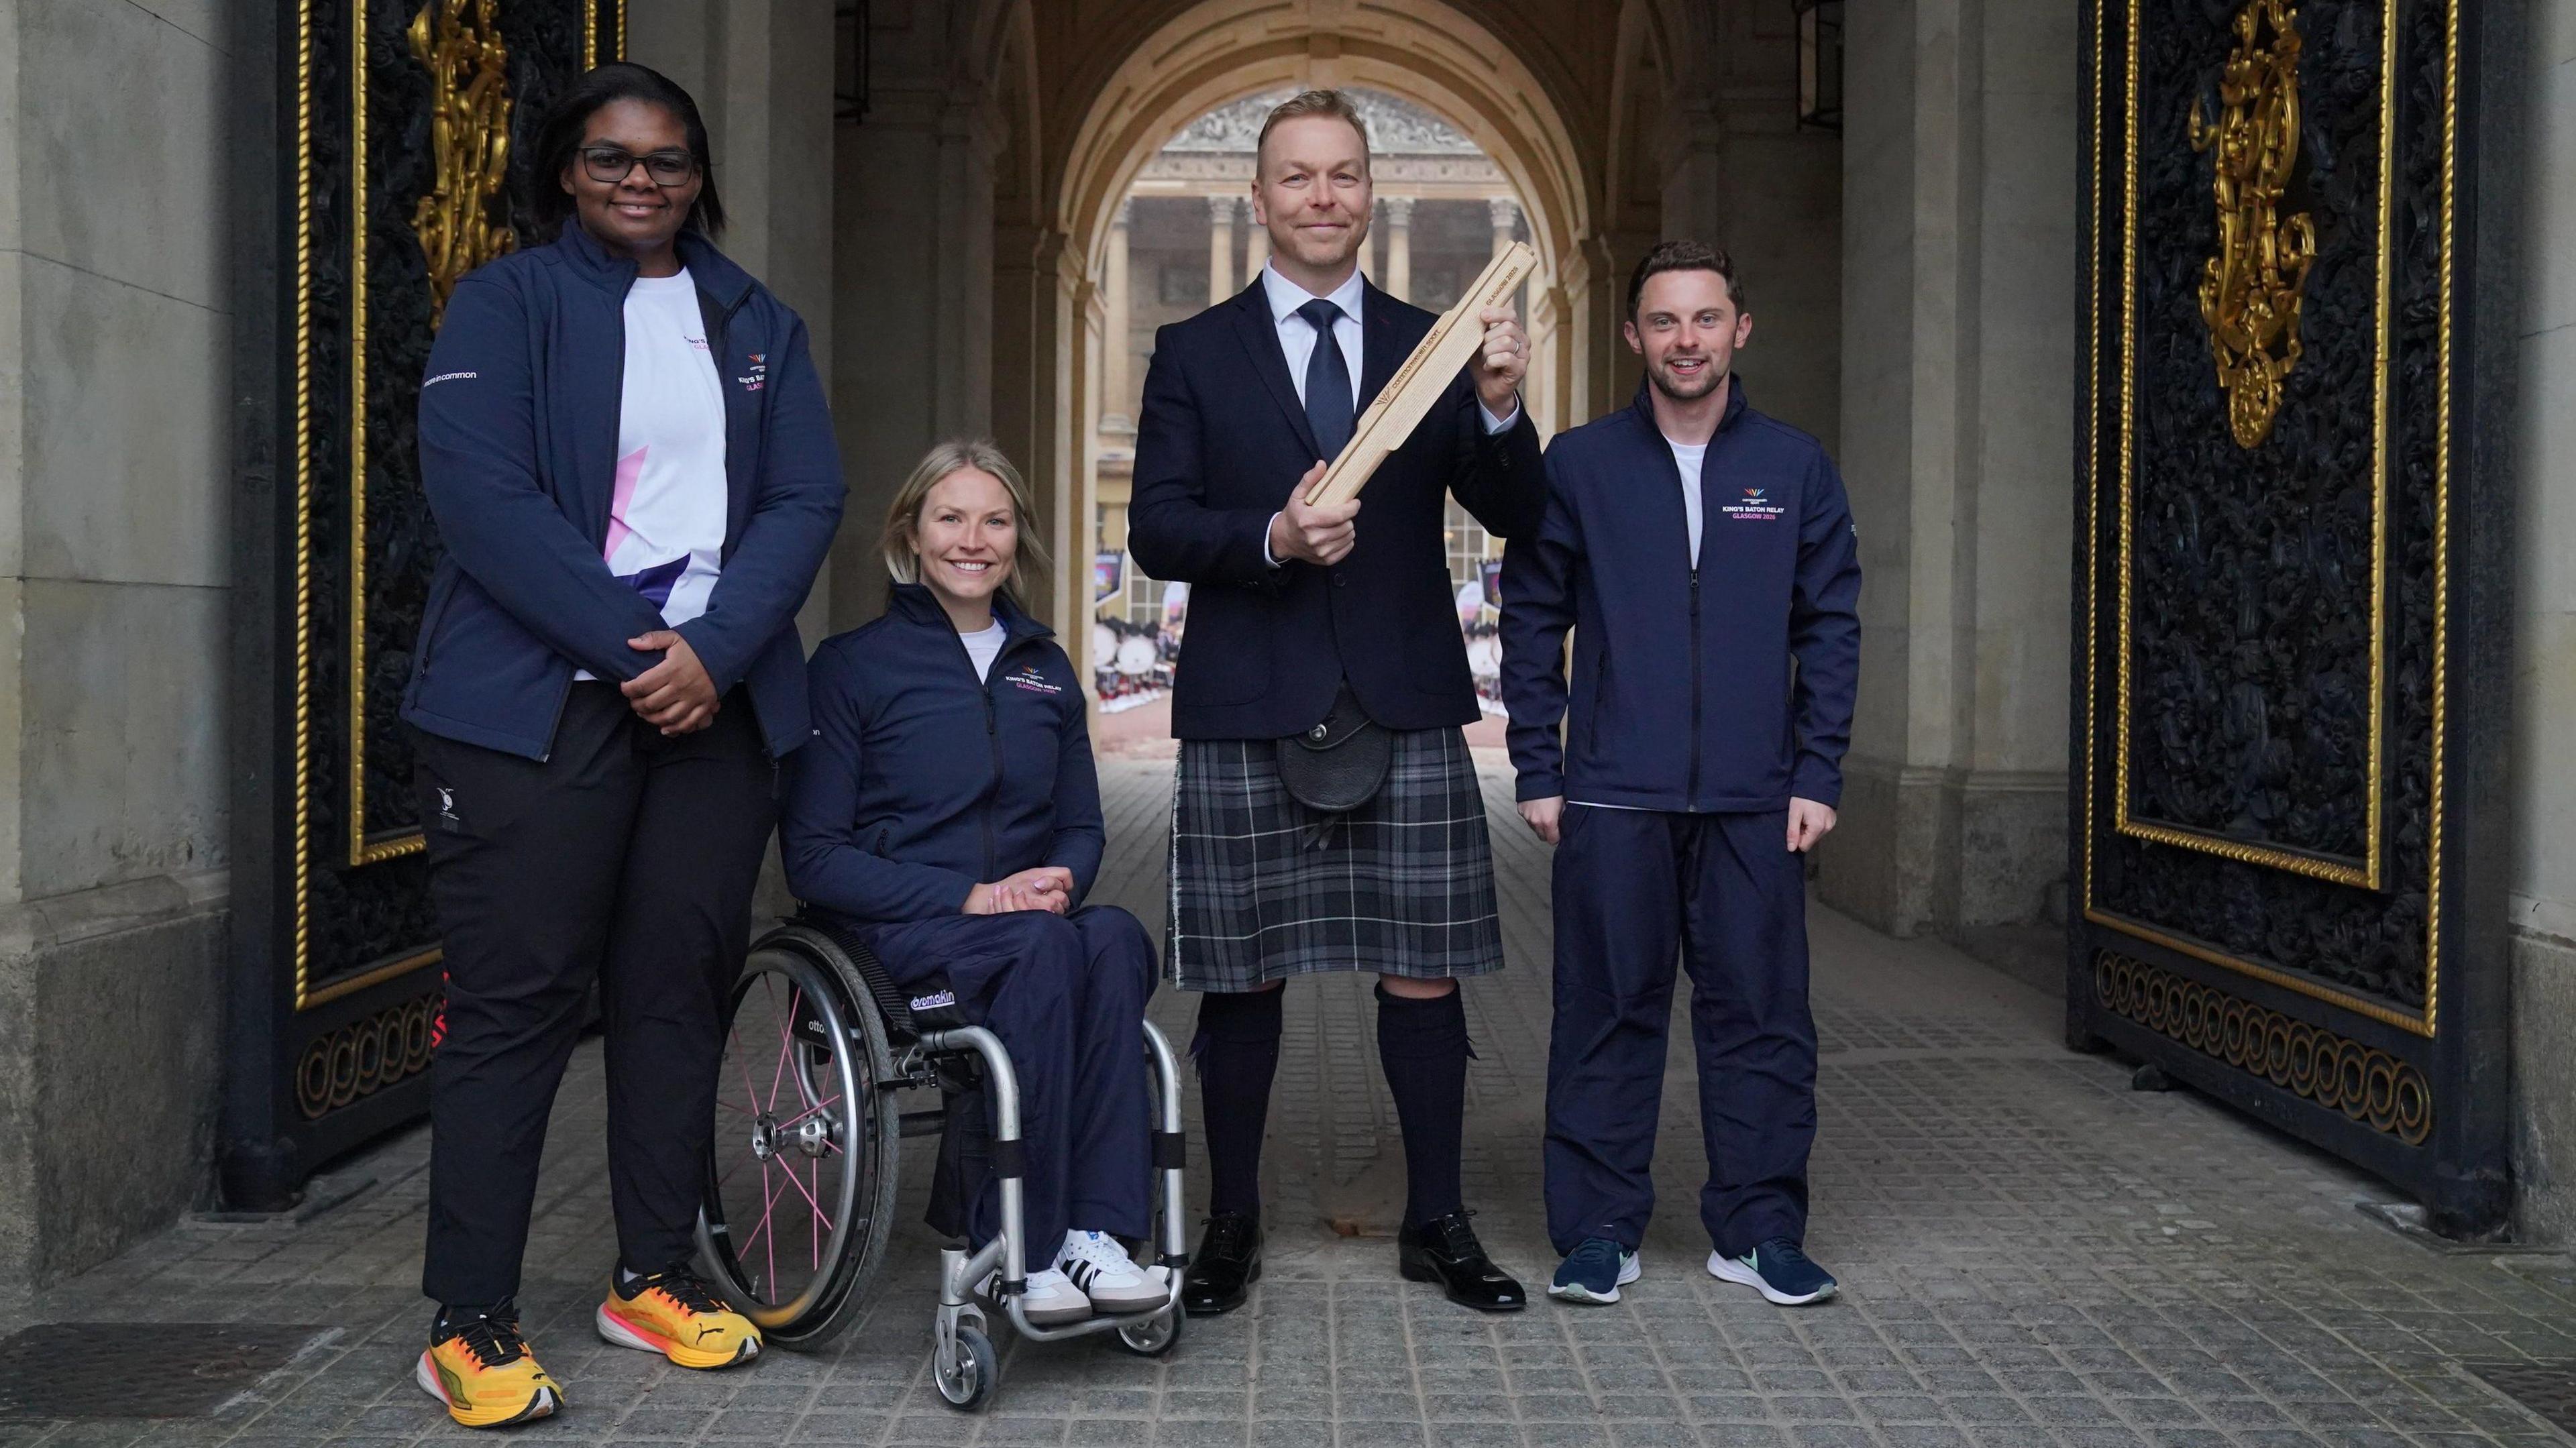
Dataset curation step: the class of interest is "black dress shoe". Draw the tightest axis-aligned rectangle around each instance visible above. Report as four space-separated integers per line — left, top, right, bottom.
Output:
1182 1211 1263 1315
1397 1211 1524 1312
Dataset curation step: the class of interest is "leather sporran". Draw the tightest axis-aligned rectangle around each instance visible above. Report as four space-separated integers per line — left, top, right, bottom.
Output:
1275 682 1391 813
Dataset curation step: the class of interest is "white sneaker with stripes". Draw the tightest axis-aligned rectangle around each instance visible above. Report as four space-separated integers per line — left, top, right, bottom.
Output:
1057 1229 1163 1313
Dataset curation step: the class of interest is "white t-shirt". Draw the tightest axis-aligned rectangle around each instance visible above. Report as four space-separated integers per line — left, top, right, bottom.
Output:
1671 439 1709 565
961 620 1010 681
576 268 729 681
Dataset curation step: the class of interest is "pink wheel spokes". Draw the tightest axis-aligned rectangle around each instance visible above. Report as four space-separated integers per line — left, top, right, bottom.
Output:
764 979 800 1115
774 1152 836 1233
769 1093 841 1134
702 948 874 1331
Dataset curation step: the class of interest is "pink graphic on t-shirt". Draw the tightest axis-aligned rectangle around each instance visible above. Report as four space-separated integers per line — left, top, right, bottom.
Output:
605 445 647 561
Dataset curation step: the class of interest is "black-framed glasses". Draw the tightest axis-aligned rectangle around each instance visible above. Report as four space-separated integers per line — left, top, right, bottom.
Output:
579 146 699 186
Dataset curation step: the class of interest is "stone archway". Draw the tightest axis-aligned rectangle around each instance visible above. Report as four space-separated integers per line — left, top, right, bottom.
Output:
1030 0 1606 690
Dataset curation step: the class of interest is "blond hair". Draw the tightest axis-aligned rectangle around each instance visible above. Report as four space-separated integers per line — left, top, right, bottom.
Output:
1255 89 1371 176
880 439 1051 603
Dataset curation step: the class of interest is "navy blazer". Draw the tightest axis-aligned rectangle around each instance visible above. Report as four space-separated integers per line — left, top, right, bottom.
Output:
780 587 1105 924
1500 379 1862 812
403 225 844 760
1125 277 1546 740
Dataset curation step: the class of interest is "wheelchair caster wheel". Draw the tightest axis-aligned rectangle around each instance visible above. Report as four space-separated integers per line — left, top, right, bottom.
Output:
1114 1301 1185 1357
936 1324 997 1410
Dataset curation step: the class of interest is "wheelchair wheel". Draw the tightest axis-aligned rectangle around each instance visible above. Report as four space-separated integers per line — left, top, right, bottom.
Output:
697 930 902 1348
1112 1300 1185 1357
935 1323 997 1410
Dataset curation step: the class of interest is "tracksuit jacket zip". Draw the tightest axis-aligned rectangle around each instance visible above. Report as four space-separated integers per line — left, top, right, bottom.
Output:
528 281 754 764
954 625 1032 883
1499 377 1863 814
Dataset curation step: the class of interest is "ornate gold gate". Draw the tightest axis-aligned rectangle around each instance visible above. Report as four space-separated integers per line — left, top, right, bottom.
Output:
225 0 625 1207
2072 0 2518 1233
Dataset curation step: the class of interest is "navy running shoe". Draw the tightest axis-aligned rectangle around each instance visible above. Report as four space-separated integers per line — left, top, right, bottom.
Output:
1547 1237 1640 1304
1706 1237 1837 1304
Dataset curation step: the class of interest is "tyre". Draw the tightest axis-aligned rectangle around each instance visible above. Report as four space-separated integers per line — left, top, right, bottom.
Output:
1112 1298 1185 1357
935 1324 998 1410
696 928 904 1349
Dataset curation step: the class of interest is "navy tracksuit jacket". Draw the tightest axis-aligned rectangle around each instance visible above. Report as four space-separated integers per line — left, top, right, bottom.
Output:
405 225 843 761
1500 378 1861 1258
781 585 1155 1254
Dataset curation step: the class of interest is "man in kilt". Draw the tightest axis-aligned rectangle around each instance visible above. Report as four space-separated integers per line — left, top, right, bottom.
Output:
1127 89 1545 1315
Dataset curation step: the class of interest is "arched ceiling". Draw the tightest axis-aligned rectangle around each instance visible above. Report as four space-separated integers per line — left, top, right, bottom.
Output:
1044 0 1599 288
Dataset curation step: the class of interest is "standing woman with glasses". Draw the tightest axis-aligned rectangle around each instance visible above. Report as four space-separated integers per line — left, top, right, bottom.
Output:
402 62 841 1429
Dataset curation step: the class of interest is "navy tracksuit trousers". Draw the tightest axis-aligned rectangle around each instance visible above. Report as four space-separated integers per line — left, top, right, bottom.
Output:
860 907 1157 1258
1544 805 1816 1258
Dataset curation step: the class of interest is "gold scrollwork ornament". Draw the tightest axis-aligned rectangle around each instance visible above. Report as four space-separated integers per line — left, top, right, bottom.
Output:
2188 0 2316 449
410 0 517 326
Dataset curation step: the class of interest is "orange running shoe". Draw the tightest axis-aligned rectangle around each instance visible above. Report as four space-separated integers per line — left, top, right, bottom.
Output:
415 1303 564 1428
595 1266 763 1369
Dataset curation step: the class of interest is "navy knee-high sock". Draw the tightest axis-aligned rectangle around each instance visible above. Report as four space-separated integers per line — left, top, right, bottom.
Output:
1193 987 1285 1219
1375 984 1470 1230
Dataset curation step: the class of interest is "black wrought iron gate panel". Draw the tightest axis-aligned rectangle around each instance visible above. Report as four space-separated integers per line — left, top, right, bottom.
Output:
227 0 625 1206
2072 0 2515 1233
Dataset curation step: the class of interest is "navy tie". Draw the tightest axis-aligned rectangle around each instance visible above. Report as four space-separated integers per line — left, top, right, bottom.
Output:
1297 298 1355 459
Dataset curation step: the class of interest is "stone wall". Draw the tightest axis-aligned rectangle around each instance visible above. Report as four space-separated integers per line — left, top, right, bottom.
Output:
0 0 235 1301
2509 0 2576 1243
1817 0 2078 940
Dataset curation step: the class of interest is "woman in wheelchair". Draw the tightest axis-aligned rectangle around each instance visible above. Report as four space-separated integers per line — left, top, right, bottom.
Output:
780 439 1161 1328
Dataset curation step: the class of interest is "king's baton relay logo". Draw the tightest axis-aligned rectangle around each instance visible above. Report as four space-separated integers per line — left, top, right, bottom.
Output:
1722 486 1786 522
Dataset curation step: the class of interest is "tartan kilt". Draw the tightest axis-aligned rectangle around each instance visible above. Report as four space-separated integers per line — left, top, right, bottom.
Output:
1166 725 1505 991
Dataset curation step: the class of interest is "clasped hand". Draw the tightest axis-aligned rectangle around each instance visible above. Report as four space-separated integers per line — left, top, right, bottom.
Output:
967 867 1075 915
623 630 719 735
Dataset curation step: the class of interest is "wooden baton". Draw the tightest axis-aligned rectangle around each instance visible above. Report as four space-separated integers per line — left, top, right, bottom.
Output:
1301 240 1538 508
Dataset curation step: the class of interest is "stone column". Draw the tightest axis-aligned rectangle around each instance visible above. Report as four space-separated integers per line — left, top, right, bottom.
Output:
1208 194 1236 304
829 31 1000 630
3 0 246 1288
1244 203 1271 280
1384 197 1415 302
2507 0 2576 1245
1102 199 1135 433
1527 282 1564 437
1489 197 1520 260
1813 0 2078 941
1659 99 1842 447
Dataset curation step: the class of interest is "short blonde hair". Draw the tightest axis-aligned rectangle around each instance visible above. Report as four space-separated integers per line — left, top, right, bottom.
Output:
880 439 1051 603
1255 89 1371 176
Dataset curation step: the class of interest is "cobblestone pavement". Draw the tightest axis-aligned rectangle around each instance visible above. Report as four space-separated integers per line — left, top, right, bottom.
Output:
13 757 2576 1447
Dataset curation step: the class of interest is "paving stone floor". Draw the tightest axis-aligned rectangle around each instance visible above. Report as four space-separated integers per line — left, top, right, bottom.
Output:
12 757 2576 1447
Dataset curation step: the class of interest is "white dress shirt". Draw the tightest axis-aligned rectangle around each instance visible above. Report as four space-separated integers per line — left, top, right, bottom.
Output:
1257 261 1520 565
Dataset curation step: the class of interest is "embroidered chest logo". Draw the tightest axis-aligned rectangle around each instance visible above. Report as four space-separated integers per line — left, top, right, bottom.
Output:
1006 665 1062 695
737 351 767 392
1721 486 1786 522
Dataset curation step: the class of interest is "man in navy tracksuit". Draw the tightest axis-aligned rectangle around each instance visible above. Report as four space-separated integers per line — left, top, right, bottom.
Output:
1501 240 1861 1308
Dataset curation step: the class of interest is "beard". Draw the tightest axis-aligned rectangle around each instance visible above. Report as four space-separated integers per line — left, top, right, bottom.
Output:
1647 354 1725 402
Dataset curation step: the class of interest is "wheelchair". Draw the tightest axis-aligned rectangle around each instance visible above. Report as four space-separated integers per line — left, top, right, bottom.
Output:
693 913 1189 1410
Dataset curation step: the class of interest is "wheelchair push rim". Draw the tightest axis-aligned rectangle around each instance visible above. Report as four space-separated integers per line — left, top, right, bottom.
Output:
699 942 891 1337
